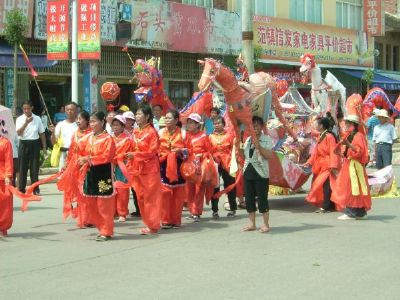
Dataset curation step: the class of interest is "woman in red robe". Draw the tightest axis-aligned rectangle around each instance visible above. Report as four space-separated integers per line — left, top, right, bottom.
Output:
111 115 133 223
59 110 92 228
184 113 213 222
78 112 116 241
331 115 371 220
158 109 189 229
0 135 13 237
304 117 340 212
209 116 237 218
126 104 162 235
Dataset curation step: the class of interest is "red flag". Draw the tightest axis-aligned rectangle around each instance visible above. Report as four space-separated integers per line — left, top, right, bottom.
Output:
19 44 38 77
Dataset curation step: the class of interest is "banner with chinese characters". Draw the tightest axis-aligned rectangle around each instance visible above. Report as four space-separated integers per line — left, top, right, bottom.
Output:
34 0 47 40
254 16 374 68
122 0 240 55
101 0 117 45
364 0 385 36
78 0 101 60
47 0 69 60
0 0 34 37
4 69 14 108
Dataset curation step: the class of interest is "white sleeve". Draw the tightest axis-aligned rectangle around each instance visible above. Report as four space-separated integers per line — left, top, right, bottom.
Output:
37 117 45 134
15 116 24 131
54 122 61 139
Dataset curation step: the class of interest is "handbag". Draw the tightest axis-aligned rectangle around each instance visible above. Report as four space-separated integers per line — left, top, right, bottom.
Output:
50 128 63 167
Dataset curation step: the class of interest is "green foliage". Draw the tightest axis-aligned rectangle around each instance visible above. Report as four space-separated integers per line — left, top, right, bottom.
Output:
3 9 28 46
254 45 263 69
362 69 374 87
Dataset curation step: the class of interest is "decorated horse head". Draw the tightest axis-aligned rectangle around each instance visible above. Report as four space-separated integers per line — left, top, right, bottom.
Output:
299 53 316 77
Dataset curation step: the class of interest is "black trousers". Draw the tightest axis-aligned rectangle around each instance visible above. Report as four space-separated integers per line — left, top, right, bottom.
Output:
322 179 335 211
211 166 237 212
131 187 140 215
18 139 40 193
376 143 392 170
245 177 269 213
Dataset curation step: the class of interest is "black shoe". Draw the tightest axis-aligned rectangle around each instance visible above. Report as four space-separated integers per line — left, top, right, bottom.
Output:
130 211 141 217
227 211 236 217
33 190 41 196
212 212 220 219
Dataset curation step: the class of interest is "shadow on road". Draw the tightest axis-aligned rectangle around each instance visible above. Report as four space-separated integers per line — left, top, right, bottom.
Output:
269 223 334 234
6 231 59 241
270 196 314 213
13 206 57 212
363 215 397 222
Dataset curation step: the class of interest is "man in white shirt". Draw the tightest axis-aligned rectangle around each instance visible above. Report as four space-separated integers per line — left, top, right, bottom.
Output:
373 109 398 170
49 102 78 170
16 101 46 194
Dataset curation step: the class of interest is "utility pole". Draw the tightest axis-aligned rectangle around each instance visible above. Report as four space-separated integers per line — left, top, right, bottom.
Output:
242 0 254 74
71 0 78 103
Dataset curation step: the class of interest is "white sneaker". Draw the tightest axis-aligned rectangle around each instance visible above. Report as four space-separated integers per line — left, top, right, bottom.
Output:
117 216 126 223
337 214 355 220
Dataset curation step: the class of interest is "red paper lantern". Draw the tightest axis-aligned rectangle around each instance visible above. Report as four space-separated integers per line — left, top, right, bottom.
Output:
100 82 120 102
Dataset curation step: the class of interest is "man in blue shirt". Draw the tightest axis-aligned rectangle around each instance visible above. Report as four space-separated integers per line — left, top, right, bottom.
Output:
204 107 220 135
366 110 380 166
372 109 397 170
53 105 66 124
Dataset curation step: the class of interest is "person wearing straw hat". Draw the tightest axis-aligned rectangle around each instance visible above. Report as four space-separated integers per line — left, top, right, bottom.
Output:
372 109 397 170
331 114 371 220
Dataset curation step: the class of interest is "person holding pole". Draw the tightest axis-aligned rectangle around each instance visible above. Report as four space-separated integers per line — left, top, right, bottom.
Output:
15 101 46 195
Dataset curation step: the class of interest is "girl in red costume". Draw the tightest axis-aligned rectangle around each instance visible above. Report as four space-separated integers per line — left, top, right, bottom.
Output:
126 104 162 235
78 112 116 241
158 109 189 229
59 110 92 228
185 113 213 222
304 117 340 213
111 115 133 223
0 135 13 237
332 115 371 220
209 116 237 218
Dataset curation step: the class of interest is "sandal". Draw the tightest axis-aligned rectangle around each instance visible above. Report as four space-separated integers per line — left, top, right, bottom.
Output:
96 235 110 242
140 227 158 235
242 225 256 232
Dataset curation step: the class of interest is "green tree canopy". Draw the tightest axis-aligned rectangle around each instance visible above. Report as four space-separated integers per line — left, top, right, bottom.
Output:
3 8 28 46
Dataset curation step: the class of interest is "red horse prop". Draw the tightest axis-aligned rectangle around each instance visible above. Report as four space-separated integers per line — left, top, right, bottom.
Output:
197 58 296 149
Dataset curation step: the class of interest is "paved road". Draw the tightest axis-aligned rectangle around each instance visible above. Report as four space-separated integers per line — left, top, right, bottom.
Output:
1 177 399 300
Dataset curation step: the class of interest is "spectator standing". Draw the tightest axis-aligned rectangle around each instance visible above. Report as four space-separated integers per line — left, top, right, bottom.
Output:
373 109 397 169
204 107 221 135
50 103 78 170
41 108 52 150
152 104 163 131
16 101 46 194
105 111 117 135
54 105 66 124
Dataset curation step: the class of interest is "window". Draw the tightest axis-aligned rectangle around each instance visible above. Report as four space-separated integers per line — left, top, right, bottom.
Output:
182 0 213 8
169 81 193 109
393 46 399 71
336 0 362 30
386 44 392 70
230 0 275 17
375 43 383 70
290 0 322 24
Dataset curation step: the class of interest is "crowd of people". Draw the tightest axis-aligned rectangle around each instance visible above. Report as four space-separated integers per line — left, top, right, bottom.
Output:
0 100 394 241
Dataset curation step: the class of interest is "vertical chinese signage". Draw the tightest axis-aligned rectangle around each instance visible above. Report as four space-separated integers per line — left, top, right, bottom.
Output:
47 0 69 60
35 0 47 40
364 0 385 36
5 69 14 108
83 63 98 113
100 0 117 45
78 0 101 60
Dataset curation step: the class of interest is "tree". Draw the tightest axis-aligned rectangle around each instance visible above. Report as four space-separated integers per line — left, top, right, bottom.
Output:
362 68 374 93
3 9 28 115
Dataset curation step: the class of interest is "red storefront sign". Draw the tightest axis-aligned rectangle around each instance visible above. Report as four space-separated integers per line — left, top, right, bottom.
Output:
364 0 385 36
47 0 69 60
78 0 101 60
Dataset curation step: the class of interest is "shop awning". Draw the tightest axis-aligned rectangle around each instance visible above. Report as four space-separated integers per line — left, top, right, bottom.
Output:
0 43 57 68
341 69 400 90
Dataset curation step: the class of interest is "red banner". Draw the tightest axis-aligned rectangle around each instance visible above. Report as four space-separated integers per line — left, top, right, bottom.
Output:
47 0 69 60
77 0 101 60
364 0 385 36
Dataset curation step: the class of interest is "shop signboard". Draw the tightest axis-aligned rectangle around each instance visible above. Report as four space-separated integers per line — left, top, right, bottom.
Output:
122 0 240 55
47 0 69 60
254 15 374 68
0 0 34 37
83 63 98 113
364 0 385 36
4 69 14 109
34 0 47 40
78 0 101 60
100 0 117 45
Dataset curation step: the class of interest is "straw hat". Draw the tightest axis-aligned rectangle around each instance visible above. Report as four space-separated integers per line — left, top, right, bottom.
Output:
158 116 166 128
112 114 126 125
374 109 390 119
123 111 135 120
119 105 130 112
344 114 360 124
187 113 203 124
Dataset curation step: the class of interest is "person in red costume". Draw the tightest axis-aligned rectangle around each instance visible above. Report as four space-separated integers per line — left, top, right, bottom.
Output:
0 135 13 237
78 112 116 241
59 110 92 228
332 115 371 220
126 104 162 235
158 109 189 229
111 115 133 223
304 117 340 213
184 113 213 222
209 116 237 218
